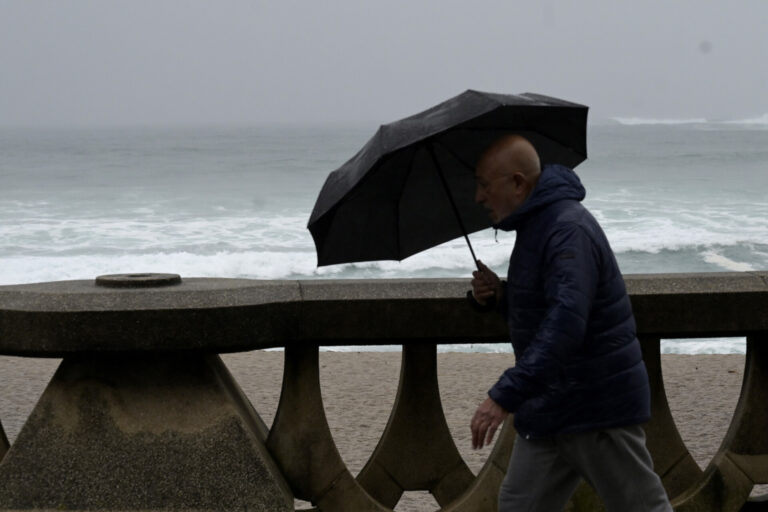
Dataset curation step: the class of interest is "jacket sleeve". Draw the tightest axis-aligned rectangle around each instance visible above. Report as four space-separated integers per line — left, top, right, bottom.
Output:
488 223 599 413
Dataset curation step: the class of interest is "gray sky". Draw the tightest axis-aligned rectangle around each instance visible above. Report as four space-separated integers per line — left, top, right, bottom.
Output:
1 0 766 126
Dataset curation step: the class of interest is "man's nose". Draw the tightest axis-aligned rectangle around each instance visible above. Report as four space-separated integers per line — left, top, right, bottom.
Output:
475 187 484 204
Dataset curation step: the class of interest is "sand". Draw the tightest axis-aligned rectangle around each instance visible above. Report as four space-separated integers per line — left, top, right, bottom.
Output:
0 351 751 510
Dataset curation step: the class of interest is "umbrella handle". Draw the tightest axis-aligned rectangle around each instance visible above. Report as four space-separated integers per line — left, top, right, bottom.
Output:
429 145 482 272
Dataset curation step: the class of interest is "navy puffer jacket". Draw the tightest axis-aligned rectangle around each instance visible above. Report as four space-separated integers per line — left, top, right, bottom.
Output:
487 164 650 439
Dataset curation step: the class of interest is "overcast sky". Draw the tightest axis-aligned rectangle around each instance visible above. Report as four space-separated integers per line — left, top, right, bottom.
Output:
1 1 766 126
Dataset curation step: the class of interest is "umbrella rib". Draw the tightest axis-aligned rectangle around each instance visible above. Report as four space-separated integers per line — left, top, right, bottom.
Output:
395 146 421 259
433 140 475 171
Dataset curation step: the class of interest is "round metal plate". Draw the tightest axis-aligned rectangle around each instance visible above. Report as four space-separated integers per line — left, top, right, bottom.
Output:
95 273 182 288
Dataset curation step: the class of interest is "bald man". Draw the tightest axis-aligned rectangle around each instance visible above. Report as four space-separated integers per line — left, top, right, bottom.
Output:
469 136 671 511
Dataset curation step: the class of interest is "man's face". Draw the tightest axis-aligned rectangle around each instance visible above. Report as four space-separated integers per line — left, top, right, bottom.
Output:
474 157 524 223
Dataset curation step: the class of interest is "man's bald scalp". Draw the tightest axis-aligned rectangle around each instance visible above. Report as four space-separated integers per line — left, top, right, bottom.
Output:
479 135 541 181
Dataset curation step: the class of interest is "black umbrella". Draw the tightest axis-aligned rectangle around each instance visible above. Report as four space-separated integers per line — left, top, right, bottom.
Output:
308 89 588 268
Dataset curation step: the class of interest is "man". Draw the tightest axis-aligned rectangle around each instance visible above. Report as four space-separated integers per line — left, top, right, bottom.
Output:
468 135 672 511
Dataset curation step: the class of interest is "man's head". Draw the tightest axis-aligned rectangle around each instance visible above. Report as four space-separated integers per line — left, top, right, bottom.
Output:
474 135 541 223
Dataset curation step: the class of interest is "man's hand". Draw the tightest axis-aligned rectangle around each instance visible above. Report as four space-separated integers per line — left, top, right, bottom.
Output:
471 260 502 305
471 397 508 449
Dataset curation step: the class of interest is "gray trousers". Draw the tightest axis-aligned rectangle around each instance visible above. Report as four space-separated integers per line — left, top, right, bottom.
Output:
499 425 672 512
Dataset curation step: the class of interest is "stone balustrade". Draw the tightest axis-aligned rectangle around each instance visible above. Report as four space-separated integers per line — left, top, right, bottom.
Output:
0 272 766 511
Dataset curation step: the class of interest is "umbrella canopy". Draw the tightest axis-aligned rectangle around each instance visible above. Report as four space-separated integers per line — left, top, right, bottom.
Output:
308 90 588 267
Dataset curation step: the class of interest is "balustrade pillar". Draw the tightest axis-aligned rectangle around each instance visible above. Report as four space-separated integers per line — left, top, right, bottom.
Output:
641 336 704 498
0 354 293 511
672 334 768 511
267 344 389 511
357 344 476 507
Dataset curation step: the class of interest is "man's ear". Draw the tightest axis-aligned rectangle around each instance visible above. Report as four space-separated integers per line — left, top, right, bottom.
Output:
512 172 527 192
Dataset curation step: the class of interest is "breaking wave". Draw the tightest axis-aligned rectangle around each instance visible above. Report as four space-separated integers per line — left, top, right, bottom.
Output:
722 113 768 126
612 117 708 126
612 113 768 127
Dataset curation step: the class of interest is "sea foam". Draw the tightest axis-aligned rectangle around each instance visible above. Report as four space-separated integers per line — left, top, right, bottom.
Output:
722 113 768 125
612 117 708 126
612 114 768 127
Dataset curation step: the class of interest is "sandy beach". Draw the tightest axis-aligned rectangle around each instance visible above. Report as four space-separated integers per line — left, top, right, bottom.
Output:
0 351 748 510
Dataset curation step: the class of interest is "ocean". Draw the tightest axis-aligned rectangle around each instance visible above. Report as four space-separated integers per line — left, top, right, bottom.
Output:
1 118 766 354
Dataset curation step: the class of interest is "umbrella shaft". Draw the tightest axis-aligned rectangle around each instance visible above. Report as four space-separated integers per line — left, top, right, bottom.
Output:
429 145 481 272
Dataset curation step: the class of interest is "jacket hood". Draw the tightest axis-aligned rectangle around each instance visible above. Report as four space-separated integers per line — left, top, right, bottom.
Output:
493 163 586 232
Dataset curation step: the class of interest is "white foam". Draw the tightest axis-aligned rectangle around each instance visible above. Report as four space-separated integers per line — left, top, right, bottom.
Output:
701 251 756 272
722 113 768 126
320 344 513 353
0 211 315 255
0 251 317 285
3 205 766 284
0 242 503 286
324 339 747 354
319 340 744 354
661 338 746 354
588 200 768 255
611 113 768 127
322 233 514 276
612 117 708 126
